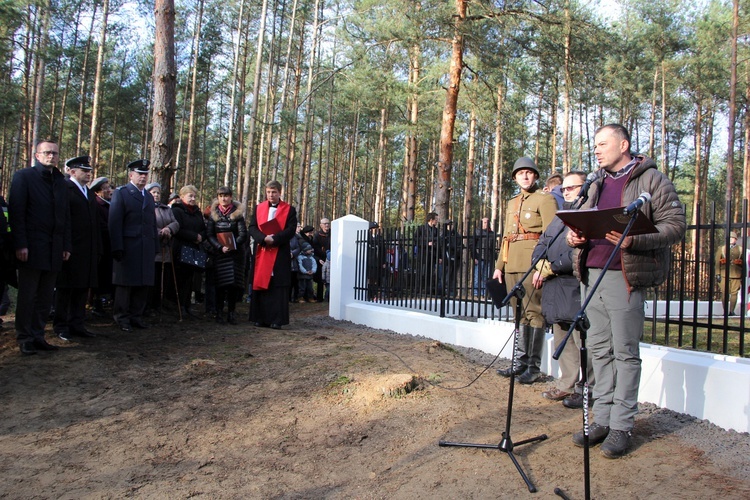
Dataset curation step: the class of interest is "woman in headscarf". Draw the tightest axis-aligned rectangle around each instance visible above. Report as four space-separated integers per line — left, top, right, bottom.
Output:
146 182 179 313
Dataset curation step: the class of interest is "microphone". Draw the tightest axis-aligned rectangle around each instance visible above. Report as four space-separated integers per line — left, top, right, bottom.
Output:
623 192 651 215
575 171 599 201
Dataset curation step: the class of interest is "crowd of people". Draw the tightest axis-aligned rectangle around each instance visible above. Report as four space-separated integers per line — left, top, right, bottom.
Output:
0 141 331 354
0 125 691 461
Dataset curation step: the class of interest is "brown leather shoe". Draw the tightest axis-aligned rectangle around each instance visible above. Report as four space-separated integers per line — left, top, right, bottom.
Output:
542 388 573 401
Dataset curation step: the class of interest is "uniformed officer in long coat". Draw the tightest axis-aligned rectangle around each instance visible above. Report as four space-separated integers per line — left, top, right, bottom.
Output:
109 159 157 331
493 157 558 384
54 155 100 340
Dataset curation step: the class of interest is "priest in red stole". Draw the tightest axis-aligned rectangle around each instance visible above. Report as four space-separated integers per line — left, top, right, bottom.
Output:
248 180 298 329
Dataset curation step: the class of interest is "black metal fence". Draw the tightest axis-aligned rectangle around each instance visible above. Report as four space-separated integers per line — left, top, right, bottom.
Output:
354 202 750 358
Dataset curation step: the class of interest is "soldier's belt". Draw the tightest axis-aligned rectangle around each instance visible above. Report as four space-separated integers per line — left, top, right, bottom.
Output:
504 232 541 242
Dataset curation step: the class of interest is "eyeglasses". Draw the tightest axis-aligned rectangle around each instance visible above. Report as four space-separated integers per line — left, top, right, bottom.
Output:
561 185 583 193
37 151 59 156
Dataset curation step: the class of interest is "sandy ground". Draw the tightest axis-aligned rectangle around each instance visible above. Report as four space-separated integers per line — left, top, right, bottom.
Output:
0 301 749 499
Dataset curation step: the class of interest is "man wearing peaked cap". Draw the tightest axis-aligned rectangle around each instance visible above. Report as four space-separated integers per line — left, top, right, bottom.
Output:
54 155 100 340
65 155 93 171
108 158 157 332
127 159 150 173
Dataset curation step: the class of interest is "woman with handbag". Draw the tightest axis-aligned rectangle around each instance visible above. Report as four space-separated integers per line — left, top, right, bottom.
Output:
206 186 248 324
171 185 207 319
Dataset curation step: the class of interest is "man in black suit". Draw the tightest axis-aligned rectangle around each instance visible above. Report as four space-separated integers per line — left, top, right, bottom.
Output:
54 156 100 341
108 159 157 332
8 140 71 355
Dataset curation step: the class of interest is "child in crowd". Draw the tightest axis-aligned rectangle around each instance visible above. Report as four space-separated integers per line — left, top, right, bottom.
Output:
322 249 331 300
297 241 318 303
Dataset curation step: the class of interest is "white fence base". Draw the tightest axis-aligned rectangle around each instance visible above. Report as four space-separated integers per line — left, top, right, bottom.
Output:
328 216 750 433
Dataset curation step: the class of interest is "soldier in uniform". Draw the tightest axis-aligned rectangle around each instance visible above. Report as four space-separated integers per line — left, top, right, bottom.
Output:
493 157 558 384
54 156 100 340
715 231 744 316
109 159 158 332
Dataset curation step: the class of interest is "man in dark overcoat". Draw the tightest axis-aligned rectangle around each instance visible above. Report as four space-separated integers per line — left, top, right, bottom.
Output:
8 140 71 355
108 159 157 332
54 156 100 340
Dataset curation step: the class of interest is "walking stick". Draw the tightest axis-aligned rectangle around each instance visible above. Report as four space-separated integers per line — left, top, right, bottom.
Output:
158 245 167 323
169 246 183 321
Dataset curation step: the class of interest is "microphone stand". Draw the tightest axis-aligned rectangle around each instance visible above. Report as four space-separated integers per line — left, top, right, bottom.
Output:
552 209 640 500
439 191 590 493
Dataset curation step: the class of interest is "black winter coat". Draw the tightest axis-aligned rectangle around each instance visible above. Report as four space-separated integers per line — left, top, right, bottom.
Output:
109 183 157 286
8 163 71 271
57 180 100 288
207 200 248 289
532 212 580 326
171 200 207 257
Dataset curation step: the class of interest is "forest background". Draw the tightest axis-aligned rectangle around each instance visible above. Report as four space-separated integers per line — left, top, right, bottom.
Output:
1 0 747 233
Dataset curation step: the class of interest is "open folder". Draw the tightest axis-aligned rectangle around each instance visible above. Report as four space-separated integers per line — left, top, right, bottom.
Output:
555 207 658 240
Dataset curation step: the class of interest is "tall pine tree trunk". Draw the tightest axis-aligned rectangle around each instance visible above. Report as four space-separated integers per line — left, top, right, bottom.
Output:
184 0 204 187
491 82 504 229
242 0 271 210
223 0 244 188
151 0 177 190
76 4 97 155
374 107 388 224
89 0 109 172
434 0 465 222
31 3 51 149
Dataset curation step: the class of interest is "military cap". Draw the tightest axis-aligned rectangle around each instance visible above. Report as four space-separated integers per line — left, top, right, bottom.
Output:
90 176 109 192
127 159 150 173
511 156 539 177
369 221 379 229
730 231 738 239
65 155 93 171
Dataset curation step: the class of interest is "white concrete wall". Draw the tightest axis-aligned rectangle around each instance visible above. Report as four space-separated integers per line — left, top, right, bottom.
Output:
328 216 750 433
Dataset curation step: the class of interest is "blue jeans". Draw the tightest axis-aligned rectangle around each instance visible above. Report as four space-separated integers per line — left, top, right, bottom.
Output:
473 261 490 296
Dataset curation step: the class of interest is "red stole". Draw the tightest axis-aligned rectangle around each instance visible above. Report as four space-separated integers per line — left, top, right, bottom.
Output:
253 201 290 290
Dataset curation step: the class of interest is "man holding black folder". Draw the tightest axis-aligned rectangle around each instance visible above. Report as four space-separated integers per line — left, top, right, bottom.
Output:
566 124 685 458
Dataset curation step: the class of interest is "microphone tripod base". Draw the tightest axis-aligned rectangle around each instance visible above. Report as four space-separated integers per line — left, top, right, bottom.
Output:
439 432 548 493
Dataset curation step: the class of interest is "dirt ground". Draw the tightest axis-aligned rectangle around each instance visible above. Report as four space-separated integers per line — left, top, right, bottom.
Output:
0 301 749 499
